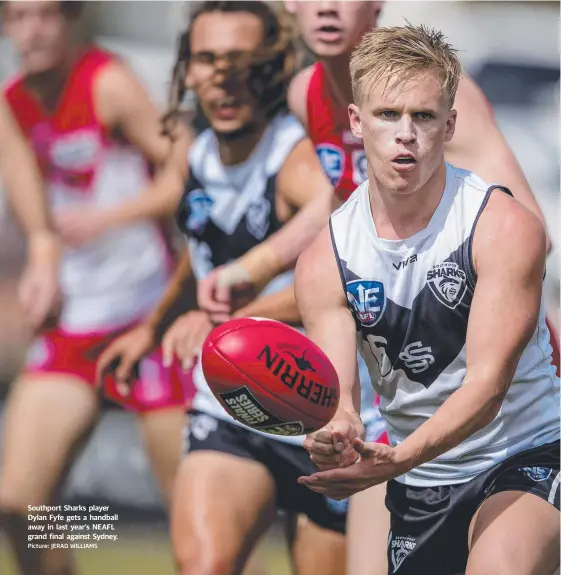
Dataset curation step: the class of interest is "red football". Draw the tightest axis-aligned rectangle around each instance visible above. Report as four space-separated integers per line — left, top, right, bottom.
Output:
201 317 340 436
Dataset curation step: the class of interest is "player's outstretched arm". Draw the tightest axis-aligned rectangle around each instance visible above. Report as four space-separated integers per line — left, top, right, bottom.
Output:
199 136 335 318
295 225 364 470
446 75 551 251
95 61 193 223
394 191 547 472
55 61 193 248
0 94 60 328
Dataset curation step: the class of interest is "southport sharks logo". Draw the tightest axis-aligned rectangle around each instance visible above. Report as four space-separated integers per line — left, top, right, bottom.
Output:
426 262 467 310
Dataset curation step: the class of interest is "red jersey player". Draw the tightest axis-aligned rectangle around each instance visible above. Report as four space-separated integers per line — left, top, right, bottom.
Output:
0 3 192 575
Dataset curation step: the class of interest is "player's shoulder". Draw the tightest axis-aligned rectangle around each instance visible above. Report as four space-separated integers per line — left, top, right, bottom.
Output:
287 65 316 126
475 185 546 265
187 127 215 175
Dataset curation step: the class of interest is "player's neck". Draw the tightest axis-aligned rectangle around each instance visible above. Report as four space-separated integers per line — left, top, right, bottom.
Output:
368 162 448 241
321 55 354 108
23 45 82 114
216 121 268 167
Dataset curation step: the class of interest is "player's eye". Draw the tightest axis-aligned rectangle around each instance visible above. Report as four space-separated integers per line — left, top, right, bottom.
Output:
415 111 434 120
192 52 215 66
380 110 398 119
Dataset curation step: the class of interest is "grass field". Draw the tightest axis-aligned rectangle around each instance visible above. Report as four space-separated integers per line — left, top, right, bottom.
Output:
0 526 293 575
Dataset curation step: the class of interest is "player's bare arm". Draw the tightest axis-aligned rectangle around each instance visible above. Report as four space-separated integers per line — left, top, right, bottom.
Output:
302 192 547 499
96 61 192 220
392 191 546 469
200 135 333 318
295 225 364 471
445 74 550 249
0 93 60 328
54 61 192 247
227 136 329 324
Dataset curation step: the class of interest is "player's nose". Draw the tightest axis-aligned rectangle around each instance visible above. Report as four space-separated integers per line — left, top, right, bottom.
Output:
316 2 340 17
395 116 416 144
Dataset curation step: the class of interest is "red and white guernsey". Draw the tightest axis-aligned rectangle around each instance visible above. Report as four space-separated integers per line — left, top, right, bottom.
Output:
306 62 367 202
5 47 171 333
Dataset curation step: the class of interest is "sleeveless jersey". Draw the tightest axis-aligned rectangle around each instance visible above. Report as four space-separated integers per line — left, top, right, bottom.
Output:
306 62 367 202
177 113 306 444
5 47 170 333
330 163 560 486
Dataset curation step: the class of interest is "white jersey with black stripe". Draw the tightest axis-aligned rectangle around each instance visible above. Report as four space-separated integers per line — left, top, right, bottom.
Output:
329 163 560 486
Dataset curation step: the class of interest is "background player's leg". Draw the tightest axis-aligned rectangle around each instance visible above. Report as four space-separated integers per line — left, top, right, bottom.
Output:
290 514 346 575
346 482 390 575
0 376 99 575
466 490 560 575
137 407 184 509
171 451 277 575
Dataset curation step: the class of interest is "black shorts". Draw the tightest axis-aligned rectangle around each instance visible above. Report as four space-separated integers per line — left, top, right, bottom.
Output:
184 410 347 534
386 441 560 575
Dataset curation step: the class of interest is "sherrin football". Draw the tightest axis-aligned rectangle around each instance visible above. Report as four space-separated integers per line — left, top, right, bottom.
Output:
201 317 340 436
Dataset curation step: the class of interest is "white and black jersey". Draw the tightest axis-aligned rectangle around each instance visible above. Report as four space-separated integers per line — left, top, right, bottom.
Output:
177 113 304 281
330 163 560 486
176 113 307 444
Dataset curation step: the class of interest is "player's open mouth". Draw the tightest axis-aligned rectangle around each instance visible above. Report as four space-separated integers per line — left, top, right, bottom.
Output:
391 155 417 171
316 25 343 43
212 96 241 120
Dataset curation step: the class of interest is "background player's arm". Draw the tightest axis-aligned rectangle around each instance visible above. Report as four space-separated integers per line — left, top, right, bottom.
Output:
231 138 332 324
201 142 334 316
445 75 551 250
95 61 193 225
393 192 546 473
0 94 57 256
0 93 60 328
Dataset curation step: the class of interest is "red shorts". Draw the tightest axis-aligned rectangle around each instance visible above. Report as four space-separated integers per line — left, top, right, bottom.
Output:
24 327 196 413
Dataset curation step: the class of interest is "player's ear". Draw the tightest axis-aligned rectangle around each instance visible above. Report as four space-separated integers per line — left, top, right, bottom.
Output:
349 103 363 140
444 109 457 143
284 1 297 15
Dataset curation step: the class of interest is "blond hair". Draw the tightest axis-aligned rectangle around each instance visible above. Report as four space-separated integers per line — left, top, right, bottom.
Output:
350 23 461 107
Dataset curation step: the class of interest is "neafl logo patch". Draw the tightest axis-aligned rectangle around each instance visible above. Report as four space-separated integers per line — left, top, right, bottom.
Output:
316 144 344 187
346 280 386 327
426 262 467 310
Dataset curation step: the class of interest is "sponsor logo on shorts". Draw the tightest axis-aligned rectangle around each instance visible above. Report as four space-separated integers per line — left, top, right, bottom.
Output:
389 533 417 573
26 337 52 368
316 144 344 187
219 386 304 436
520 466 553 482
257 345 338 408
426 262 467 310
189 413 219 442
346 279 386 327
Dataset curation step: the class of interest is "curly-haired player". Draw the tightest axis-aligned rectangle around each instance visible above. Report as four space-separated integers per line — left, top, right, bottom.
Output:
98 3 346 574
